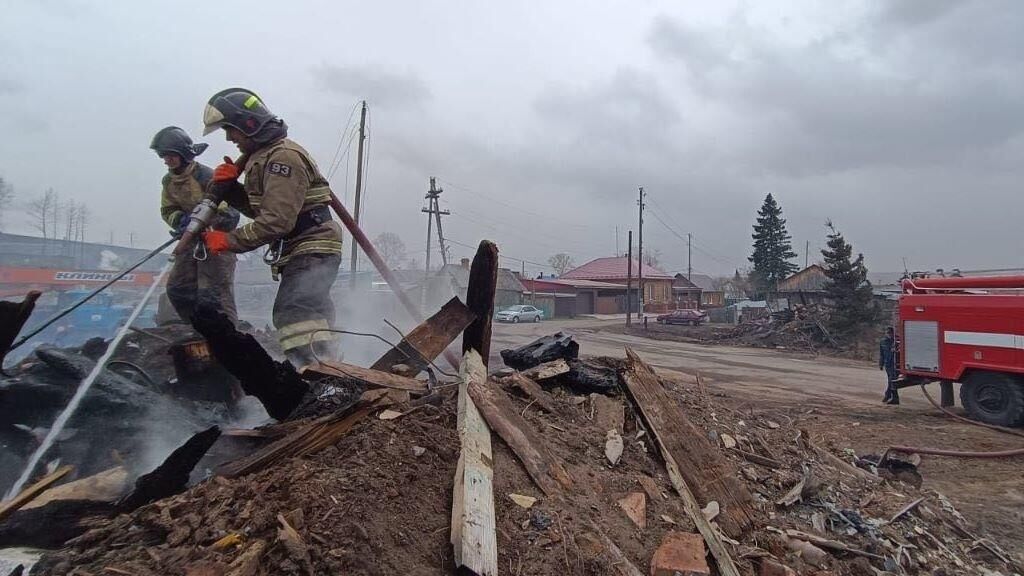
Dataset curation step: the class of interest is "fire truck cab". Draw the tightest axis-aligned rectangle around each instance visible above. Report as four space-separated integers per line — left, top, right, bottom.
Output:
897 275 1024 427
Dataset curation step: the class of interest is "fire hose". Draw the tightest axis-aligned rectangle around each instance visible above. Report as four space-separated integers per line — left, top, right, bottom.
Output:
7 236 177 354
883 384 1024 460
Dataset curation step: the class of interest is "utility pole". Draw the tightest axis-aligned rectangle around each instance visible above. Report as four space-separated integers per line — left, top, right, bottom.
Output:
805 240 810 269
626 230 633 326
687 233 692 280
637 186 645 316
421 176 450 314
422 176 450 272
615 225 619 256
348 100 368 286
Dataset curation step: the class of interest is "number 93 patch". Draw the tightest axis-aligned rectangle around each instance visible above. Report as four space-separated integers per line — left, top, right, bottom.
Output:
268 162 292 177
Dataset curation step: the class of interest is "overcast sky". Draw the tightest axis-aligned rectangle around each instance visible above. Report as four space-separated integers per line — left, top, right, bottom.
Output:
1 0 1021 277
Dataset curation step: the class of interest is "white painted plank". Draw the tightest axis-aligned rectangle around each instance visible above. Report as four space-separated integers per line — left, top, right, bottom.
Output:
450 349 497 575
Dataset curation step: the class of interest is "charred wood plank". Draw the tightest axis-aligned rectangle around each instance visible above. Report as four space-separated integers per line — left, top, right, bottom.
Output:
619 347 752 576
217 390 390 478
0 291 41 368
499 332 578 370
372 297 475 376
462 241 498 366
468 378 572 496
563 358 619 395
191 305 308 420
0 427 219 549
116 426 221 511
0 499 117 548
502 373 557 414
306 360 428 393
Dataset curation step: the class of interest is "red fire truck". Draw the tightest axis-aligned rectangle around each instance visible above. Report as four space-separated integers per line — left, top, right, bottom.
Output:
897 275 1024 427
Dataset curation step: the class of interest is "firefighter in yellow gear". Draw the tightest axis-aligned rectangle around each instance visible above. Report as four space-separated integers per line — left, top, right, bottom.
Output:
151 126 239 324
200 88 343 367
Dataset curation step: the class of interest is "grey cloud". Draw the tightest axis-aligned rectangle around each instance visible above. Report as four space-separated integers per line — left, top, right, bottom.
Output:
0 77 24 95
867 0 963 30
649 7 1024 177
313 64 430 107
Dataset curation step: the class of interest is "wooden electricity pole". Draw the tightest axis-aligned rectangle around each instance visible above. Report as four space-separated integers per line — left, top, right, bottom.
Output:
637 186 645 316
688 232 692 280
349 100 368 285
627 230 633 326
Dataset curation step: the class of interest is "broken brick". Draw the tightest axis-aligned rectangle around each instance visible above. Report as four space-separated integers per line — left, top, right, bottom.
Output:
650 531 709 576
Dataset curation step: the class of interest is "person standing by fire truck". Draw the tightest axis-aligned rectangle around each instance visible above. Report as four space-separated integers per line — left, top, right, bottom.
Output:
879 326 899 405
152 126 239 324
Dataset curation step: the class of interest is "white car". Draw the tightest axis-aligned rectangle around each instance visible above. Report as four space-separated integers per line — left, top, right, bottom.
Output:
496 305 544 323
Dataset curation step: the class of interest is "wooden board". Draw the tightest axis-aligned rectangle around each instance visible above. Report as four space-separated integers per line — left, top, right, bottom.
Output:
218 391 390 478
619 347 748 576
504 373 558 414
23 467 127 510
307 360 428 393
469 378 573 496
520 359 570 381
450 350 497 575
461 241 498 365
371 296 475 375
0 465 73 522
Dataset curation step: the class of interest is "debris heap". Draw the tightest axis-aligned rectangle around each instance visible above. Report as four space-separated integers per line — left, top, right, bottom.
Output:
23 342 1019 575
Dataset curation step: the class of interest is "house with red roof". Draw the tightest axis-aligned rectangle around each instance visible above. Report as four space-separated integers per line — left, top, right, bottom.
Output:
560 256 675 313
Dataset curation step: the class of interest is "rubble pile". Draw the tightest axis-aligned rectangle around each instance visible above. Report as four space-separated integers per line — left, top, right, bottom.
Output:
20 335 1020 576
0 324 245 491
709 305 836 354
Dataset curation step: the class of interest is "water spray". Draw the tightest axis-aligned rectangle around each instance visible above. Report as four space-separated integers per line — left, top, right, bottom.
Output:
4 261 172 499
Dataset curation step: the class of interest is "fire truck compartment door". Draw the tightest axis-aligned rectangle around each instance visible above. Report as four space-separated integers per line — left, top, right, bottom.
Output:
904 320 940 372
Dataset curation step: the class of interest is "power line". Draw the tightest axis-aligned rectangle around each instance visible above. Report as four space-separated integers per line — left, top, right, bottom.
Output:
445 237 555 271
644 198 746 270
438 178 595 231
446 206 597 261
327 100 362 179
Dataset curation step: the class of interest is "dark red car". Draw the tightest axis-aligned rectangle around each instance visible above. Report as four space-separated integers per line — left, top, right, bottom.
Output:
656 309 708 326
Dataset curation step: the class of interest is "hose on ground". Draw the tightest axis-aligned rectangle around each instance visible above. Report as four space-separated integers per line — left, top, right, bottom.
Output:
105 360 159 388
919 384 1024 439
885 445 1024 459
883 384 1024 460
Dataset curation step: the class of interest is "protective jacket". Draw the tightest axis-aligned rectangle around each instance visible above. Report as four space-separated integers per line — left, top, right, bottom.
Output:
160 162 237 230
219 138 343 270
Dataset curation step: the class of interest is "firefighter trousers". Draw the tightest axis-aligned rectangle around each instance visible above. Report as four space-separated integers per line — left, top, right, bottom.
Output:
166 252 238 325
273 252 342 365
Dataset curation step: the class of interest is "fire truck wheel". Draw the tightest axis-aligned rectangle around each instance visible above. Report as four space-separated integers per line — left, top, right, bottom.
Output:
960 372 1024 427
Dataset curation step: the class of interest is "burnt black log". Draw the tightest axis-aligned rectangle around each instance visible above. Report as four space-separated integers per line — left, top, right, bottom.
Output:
462 241 498 366
499 332 579 370
117 426 221 511
0 291 40 369
560 358 619 395
0 499 117 548
0 426 222 549
190 305 308 420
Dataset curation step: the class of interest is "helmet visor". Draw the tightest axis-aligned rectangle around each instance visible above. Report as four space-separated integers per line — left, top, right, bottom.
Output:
203 103 228 135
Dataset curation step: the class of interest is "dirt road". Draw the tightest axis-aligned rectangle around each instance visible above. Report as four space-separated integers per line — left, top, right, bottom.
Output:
492 318 898 406
492 318 1024 561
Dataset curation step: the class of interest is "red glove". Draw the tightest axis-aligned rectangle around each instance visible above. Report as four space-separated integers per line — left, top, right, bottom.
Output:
204 230 232 254
213 156 239 182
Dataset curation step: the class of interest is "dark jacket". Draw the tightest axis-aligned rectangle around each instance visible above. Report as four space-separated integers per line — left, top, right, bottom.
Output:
879 335 896 371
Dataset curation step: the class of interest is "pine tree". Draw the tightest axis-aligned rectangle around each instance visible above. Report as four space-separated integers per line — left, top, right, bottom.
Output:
748 193 798 296
821 220 876 334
